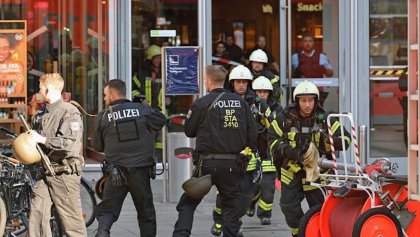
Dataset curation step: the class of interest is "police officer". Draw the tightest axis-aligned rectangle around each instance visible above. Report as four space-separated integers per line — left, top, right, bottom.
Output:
247 76 282 225
268 80 350 237
210 65 262 237
92 79 166 237
172 65 257 237
247 49 283 103
28 73 87 237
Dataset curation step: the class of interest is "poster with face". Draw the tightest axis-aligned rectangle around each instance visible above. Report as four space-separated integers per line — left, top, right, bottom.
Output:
0 32 26 95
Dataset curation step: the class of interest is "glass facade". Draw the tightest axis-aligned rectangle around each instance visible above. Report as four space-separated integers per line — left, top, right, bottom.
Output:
369 0 408 157
0 0 109 152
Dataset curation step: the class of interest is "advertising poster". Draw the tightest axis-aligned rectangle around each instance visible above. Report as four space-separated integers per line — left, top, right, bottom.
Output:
0 31 26 95
165 47 199 95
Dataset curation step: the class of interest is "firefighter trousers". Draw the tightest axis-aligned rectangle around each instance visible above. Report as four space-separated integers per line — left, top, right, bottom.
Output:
249 172 276 218
173 159 241 237
29 173 87 237
95 166 156 237
212 171 255 226
280 168 324 236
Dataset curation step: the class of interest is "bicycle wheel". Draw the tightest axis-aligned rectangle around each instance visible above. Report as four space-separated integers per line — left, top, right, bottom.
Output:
80 177 97 227
0 197 6 237
10 185 30 236
51 206 63 237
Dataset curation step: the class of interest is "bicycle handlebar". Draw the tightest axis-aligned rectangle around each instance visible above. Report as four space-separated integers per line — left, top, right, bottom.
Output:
0 126 18 139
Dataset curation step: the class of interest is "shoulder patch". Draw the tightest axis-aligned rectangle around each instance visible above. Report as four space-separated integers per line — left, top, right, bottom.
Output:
70 122 80 131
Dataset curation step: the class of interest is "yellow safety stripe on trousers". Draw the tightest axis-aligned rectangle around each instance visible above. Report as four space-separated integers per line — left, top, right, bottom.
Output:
145 79 152 103
252 190 261 201
271 120 283 137
291 227 299 235
258 199 273 211
133 75 141 89
155 142 163 149
281 174 291 185
288 132 297 148
213 206 222 215
331 121 341 135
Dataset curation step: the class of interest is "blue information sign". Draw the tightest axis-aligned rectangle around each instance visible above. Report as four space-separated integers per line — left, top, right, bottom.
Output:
165 47 199 95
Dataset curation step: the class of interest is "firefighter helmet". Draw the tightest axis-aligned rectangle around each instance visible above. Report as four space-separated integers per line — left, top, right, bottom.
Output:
252 76 273 91
293 80 319 101
249 49 268 63
12 132 41 165
229 65 253 82
182 174 212 199
146 45 161 60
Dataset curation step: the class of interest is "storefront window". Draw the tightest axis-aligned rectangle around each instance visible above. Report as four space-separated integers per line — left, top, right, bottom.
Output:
369 0 407 157
0 0 109 152
291 0 339 113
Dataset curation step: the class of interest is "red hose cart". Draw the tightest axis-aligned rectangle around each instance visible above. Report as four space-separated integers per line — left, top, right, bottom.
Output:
298 113 420 237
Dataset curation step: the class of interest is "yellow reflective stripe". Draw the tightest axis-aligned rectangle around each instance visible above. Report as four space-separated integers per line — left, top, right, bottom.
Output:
258 200 273 211
133 75 141 88
271 120 283 137
280 167 293 180
216 223 222 228
132 90 140 100
270 78 279 84
291 227 299 235
331 121 341 135
158 88 162 109
252 191 261 201
262 160 272 166
303 184 318 191
262 166 276 172
246 164 256 171
339 136 351 146
287 160 301 173
316 132 320 145
213 206 221 215
280 175 291 185
264 107 271 118
145 80 152 102
269 139 279 153
155 142 163 149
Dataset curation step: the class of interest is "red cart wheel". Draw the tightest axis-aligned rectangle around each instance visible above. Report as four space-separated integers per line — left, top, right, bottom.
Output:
298 204 322 237
352 208 403 237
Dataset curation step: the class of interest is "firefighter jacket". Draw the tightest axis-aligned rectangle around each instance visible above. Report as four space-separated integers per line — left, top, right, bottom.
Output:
92 99 166 167
268 103 351 176
32 99 84 162
132 63 163 110
185 88 257 156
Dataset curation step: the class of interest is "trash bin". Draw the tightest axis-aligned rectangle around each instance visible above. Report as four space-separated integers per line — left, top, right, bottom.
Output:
167 132 195 203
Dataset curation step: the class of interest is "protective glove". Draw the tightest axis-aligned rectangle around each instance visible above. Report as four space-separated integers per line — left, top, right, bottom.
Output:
333 137 343 149
283 146 301 163
111 167 123 187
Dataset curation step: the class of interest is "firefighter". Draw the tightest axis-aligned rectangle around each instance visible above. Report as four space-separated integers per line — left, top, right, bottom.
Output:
210 66 268 236
247 49 283 104
268 80 350 237
92 79 166 237
172 65 257 237
247 76 283 225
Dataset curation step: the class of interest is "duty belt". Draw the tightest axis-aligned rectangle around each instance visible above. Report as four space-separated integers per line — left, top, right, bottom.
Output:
201 154 238 160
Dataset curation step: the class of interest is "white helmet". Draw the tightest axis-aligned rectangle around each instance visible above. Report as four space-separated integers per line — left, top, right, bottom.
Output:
252 76 273 91
229 65 253 81
293 80 319 101
249 49 268 63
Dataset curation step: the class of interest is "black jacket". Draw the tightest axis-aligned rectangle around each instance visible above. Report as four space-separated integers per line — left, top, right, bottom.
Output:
185 88 257 155
92 99 166 167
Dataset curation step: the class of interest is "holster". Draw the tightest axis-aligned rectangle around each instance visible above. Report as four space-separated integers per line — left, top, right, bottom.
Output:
102 160 128 187
45 157 84 176
148 157 158 180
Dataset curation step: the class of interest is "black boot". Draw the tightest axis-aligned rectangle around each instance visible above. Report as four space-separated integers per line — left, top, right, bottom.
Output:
95 229 110 237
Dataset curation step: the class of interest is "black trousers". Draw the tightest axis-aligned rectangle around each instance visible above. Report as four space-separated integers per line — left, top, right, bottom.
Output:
213 171 255 225
173 159 241 237
95 166 156 237
250 172 276 218
279 169 324 235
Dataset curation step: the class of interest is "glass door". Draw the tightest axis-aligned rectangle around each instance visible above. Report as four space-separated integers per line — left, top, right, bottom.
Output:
368 0 408 173
281 0 339 114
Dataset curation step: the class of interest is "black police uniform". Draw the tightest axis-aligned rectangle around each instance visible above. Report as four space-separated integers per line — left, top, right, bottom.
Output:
268 103 350 236
173 88 257 237
92 99 166 237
